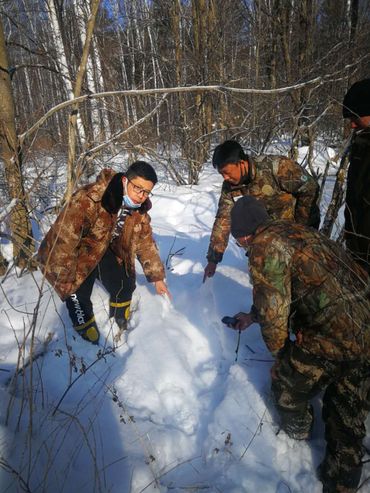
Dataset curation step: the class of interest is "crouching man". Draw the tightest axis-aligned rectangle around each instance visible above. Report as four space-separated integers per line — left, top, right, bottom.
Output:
38 161 170 344
227 195 370 493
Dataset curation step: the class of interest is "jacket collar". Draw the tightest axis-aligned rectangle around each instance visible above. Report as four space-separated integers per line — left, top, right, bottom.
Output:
102 172 152 215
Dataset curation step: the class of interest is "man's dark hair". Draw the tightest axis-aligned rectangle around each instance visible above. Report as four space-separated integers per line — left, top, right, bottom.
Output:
212 140 248 169
126 161 158 184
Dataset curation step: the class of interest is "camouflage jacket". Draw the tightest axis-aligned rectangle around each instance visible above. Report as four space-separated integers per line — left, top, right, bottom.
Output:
207 155 320 263
38 168 165 301
248 221 370 362
345 130 370 272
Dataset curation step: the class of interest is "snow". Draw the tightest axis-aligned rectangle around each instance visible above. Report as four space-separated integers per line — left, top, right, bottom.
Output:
0 158 368 493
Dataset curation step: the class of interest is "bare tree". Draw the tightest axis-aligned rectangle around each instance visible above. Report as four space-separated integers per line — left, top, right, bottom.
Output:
0 17 35 270
65 0 101 201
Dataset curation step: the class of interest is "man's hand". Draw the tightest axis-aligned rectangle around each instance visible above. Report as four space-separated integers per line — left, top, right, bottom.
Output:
203 262 217 283
232 312 255 331
154 280 172 299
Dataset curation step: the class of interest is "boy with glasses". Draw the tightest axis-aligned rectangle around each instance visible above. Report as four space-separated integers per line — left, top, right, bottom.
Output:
38 161 170 344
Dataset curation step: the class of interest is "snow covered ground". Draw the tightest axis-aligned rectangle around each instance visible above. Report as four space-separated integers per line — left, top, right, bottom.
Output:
0 148 368 493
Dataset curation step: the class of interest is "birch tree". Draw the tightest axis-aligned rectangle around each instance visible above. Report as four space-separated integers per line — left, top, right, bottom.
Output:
65 0 101 201
46 0 87 143
75 0 110 142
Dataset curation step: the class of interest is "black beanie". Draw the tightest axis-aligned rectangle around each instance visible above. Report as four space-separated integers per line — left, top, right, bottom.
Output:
231 196 270 238
343 79 370 119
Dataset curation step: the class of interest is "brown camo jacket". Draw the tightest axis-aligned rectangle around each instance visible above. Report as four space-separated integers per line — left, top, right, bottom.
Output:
248 220 370 362
207 155 320 263
37 168 165 300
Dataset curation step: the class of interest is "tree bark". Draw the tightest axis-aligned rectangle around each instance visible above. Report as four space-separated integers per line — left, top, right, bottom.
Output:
65 0 101 201
321 147 350 238
0 19 35 270
47 0 87 143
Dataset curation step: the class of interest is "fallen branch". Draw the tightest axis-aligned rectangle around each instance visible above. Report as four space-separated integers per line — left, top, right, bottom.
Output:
19 52 370 145
240 408 267 460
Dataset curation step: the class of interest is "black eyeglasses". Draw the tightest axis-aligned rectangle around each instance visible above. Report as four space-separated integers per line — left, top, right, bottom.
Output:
127 177 153 198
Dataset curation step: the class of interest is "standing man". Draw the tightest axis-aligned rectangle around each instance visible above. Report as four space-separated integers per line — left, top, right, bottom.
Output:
343 78 370 273
203 140 320 281
227 195 370 493
38 161 170 344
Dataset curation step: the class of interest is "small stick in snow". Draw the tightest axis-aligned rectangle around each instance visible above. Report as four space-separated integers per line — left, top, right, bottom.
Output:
234 330 241 362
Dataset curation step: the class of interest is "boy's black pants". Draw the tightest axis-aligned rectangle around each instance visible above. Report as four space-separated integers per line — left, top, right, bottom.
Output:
65 248 136 332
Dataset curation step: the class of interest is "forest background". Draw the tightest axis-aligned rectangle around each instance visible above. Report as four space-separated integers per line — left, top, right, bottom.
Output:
0 2 370 492
1 0 370 272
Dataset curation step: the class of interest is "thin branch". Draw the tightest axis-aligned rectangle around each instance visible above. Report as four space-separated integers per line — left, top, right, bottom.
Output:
18 80 324 145
0 457 32 493
19 51 370 146
239 409 267 460
52 347 115 416
74 93 169 180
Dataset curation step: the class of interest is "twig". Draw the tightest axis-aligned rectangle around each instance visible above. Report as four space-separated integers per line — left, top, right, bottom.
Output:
7 332 54 385
165 236 185 270
52 346 115 416
0 457 32 492
0 283 34 314
243 358 274 363
234 330 241 362
240 409 267 459
139 455 202 493
276 480 293 493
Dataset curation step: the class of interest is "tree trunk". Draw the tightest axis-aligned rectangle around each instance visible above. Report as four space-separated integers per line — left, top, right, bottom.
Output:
320 149 350 238
0 19 35 269
65 0 101 201
47 0 87 143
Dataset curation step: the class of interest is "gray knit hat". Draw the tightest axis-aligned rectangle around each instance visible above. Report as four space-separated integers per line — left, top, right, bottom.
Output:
230 196 270 238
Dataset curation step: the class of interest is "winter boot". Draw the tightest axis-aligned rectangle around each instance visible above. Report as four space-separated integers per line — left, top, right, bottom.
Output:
74 317 100 345
109 300 131 342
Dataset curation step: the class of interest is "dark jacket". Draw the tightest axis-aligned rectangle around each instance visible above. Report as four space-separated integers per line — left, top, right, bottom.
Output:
38 169 165 300
345 130 370 272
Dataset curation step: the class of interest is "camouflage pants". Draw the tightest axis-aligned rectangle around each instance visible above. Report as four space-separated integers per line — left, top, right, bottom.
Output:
271 341 370 493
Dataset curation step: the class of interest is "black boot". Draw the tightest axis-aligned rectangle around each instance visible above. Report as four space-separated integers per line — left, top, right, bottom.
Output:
74 318 100 345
